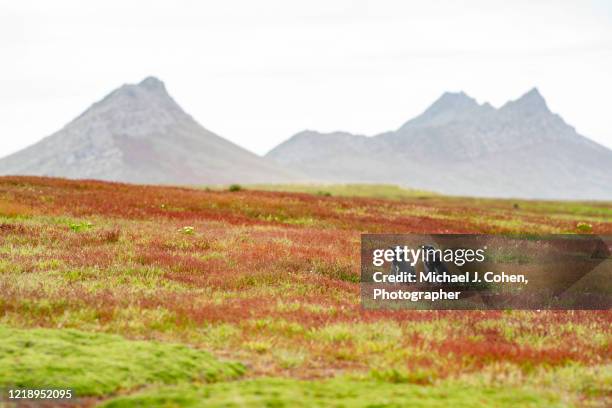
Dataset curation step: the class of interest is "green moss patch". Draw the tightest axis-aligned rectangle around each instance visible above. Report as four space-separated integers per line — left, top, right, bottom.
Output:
0 326 245 396
100 378 560 408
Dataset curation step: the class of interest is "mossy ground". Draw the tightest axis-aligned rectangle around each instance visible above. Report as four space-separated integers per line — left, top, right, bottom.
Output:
100 378 561 408
0 326 244 396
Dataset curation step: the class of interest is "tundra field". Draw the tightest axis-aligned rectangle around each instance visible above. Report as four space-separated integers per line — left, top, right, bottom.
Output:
0 176 610 407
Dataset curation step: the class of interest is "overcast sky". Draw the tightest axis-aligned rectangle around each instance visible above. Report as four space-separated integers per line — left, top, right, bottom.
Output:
1 0 611 157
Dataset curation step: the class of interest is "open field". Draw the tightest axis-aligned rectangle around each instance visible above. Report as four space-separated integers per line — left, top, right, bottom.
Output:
247 183 438 200
0 176 610 407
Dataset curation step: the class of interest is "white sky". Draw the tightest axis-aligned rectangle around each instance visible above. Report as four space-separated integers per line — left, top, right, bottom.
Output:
1 0 611 157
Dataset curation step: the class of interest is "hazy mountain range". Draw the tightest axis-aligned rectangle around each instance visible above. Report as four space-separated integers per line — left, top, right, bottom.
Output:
1 77 611 199
0 77 300 185
267 89 612 200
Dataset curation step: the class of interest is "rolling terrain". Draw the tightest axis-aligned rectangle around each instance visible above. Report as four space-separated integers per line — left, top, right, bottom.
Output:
0 176 610 407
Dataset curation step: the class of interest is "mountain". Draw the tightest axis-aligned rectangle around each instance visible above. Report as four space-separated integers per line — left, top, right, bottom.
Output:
0 77 301 185
266 88 612 200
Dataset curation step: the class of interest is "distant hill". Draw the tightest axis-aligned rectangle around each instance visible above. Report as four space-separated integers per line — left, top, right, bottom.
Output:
0 77 301 185
266 89 612 200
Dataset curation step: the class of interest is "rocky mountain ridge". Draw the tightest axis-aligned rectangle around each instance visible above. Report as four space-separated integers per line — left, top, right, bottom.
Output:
266 88 612 199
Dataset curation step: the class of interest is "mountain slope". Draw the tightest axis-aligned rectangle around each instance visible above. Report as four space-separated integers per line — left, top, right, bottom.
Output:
0 77 301 185
266 89 612 200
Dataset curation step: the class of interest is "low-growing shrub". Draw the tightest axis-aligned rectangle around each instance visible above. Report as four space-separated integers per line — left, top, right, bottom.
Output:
69 221 93 232
178 226 195 235
576 222 592 232
100 228 121 243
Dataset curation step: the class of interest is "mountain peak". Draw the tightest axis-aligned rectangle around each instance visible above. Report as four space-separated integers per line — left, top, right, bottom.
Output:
400 91 486 129
503 87 549 113
433 91 476 107
422 91 482 116
70 76 188 137
524 86 542 97
138 76 166 92
519 87 546 104
102 76 170 104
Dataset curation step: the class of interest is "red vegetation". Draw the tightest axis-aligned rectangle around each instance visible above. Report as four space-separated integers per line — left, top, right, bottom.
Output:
0 176 610 378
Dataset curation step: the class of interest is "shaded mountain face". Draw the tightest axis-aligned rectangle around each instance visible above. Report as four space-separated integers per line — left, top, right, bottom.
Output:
0 77 301 185
267 89 612 200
